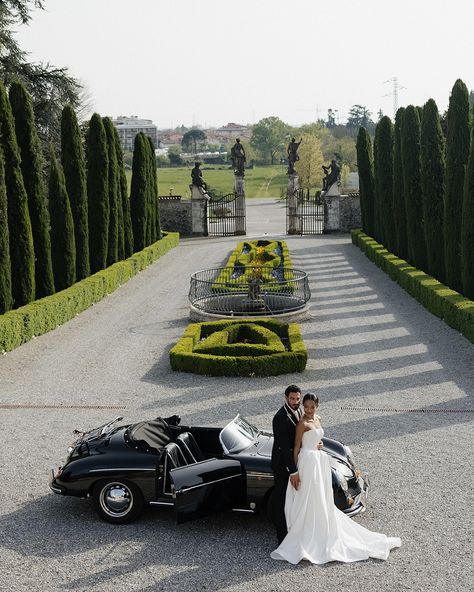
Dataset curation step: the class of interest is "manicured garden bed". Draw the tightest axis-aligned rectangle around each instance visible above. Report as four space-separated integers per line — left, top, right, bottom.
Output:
169 318 307 376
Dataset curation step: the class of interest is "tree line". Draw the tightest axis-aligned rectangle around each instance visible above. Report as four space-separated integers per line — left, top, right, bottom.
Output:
0 80 161 314
357 79 474 300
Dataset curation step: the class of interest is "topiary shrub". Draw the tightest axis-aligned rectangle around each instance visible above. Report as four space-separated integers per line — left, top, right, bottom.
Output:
170 318 307 376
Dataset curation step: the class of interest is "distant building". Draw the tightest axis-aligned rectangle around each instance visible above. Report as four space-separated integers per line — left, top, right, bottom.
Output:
214 122 251 142
112 116 158 151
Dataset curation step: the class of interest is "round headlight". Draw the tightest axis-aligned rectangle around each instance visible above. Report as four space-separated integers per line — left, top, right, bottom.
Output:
335 469 348 492
344 445 355 467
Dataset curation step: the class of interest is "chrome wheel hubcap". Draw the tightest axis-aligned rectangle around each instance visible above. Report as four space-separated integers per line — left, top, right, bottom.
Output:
100 483 133 518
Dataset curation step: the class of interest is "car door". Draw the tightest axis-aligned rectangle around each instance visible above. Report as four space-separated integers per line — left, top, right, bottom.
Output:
170 458 246 524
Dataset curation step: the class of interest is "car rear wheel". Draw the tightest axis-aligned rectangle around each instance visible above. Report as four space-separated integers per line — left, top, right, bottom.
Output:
92 480 144 524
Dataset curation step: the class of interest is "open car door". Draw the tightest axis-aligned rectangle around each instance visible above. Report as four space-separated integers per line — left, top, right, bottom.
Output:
170 458 246 524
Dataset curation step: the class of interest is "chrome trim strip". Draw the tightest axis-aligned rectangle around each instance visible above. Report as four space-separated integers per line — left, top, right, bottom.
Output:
49 484 62 494
246 471 274 479
149 501 174 506
231 508 255 513
177 473 241 494
89 468 155 472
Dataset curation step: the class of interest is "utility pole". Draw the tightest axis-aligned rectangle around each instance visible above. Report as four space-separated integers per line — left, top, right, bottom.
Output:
384 77 406 119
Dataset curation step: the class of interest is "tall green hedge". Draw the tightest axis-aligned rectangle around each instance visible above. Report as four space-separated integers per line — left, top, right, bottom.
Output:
9 81 55 299
61 104 90 280
421 99 445 282
393 108 407 260
130 132 148 251
114 126 133 258
374 116 394 250
444 79 471 293
87 113 109 273
401 105 427 271
356 127 375 237
461 125 474 299
0 148 12 313
0 81 35 307
103 117 119 266
49 150 76 291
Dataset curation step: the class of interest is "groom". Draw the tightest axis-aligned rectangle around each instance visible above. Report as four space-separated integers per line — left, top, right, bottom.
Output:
270 384 303 544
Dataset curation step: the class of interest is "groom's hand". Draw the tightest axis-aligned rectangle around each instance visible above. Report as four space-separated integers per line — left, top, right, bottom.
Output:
290 473 300 490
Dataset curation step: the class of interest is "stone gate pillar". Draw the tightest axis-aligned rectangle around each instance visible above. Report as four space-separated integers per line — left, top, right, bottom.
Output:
287 174 299 234
191 185 208 236
234 175 246 235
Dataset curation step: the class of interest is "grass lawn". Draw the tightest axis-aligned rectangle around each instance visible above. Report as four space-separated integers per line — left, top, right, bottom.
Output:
126 165 289 198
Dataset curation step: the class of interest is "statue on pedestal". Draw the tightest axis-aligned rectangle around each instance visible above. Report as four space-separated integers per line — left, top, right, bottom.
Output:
231 138 246 176
287 137 302 175
322 159 340 192
191 161 207 190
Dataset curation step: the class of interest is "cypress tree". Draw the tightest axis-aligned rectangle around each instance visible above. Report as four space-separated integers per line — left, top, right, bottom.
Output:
49 149 76 291
145 136 153 246
401 105 426 270
374 116 394 250
0 81 35 306
9 81 55 298
0 148 13 313
146 135 161 243
444 79 471 292
148 136 161 241
103 117 119 266
87 113 109 272
356 127 375 237
461 126 474 299
130 132 148 251
113 126 133 257
421 99 445 282
61 104 90 280
393 107 407 259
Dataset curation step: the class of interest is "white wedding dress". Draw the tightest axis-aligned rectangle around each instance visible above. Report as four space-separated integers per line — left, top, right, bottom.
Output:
271 427 401 565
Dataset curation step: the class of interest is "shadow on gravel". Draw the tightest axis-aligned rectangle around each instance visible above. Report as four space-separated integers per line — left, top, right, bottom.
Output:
1 495 295 590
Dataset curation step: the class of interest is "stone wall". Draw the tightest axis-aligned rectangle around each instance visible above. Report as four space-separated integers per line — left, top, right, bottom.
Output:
324 194 361 233
339 194 361 232
158 197 193 236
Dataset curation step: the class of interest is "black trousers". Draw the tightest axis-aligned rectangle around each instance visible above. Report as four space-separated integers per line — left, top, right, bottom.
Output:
269 470 290 543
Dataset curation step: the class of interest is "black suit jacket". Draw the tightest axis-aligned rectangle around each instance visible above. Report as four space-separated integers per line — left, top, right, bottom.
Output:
271 405 299 476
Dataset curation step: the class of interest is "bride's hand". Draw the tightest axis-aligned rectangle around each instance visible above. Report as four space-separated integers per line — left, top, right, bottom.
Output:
317 441 324 450
290 473 300 490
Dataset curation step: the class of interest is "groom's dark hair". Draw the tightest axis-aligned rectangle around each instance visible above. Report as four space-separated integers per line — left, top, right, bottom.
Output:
285 384 301 398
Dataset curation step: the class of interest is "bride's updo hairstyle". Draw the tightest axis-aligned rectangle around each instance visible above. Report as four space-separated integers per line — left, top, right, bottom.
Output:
303 393 319 405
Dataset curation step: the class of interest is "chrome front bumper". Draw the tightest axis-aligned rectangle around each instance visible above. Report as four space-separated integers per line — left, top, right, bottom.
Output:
345 472 370 517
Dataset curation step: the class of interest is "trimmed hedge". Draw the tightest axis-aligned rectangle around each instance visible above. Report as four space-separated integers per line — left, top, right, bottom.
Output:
170 318 307 376
194 323 285 357
352 230 474 343
0 232 179 352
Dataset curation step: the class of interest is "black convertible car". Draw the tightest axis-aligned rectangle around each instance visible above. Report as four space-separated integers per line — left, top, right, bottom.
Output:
50 414 369 524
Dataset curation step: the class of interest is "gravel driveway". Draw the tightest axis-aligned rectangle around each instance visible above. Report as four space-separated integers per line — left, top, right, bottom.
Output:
0 198 472 591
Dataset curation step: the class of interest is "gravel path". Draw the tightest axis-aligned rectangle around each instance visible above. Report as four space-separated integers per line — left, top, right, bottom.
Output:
0 198 472 591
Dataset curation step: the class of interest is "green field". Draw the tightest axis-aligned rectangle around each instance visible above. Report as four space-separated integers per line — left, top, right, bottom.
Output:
126 165 289 198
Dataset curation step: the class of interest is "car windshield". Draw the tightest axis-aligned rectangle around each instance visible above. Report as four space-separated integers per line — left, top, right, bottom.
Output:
220 415 260 454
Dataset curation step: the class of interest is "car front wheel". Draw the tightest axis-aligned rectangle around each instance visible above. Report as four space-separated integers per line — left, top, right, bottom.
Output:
92 480 144 524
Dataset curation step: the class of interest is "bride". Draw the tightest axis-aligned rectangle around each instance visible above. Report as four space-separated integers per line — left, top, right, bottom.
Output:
271 393 401 565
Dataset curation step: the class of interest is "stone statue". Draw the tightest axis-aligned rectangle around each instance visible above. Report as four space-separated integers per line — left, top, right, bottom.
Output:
191 161 207 190
287 137 302 175
231 138 246 176
322 159 340 192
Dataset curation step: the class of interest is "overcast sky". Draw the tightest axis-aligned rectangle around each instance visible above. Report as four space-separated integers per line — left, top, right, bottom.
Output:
14 0 474 129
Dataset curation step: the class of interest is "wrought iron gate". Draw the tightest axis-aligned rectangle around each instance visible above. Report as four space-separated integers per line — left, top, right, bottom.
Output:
286 189 325 235
207 192 246 236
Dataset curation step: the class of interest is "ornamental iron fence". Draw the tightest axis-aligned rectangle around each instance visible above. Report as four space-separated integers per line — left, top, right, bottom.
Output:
189 266 310 316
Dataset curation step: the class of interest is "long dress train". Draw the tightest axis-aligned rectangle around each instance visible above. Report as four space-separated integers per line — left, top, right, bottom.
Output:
271 427 401 565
